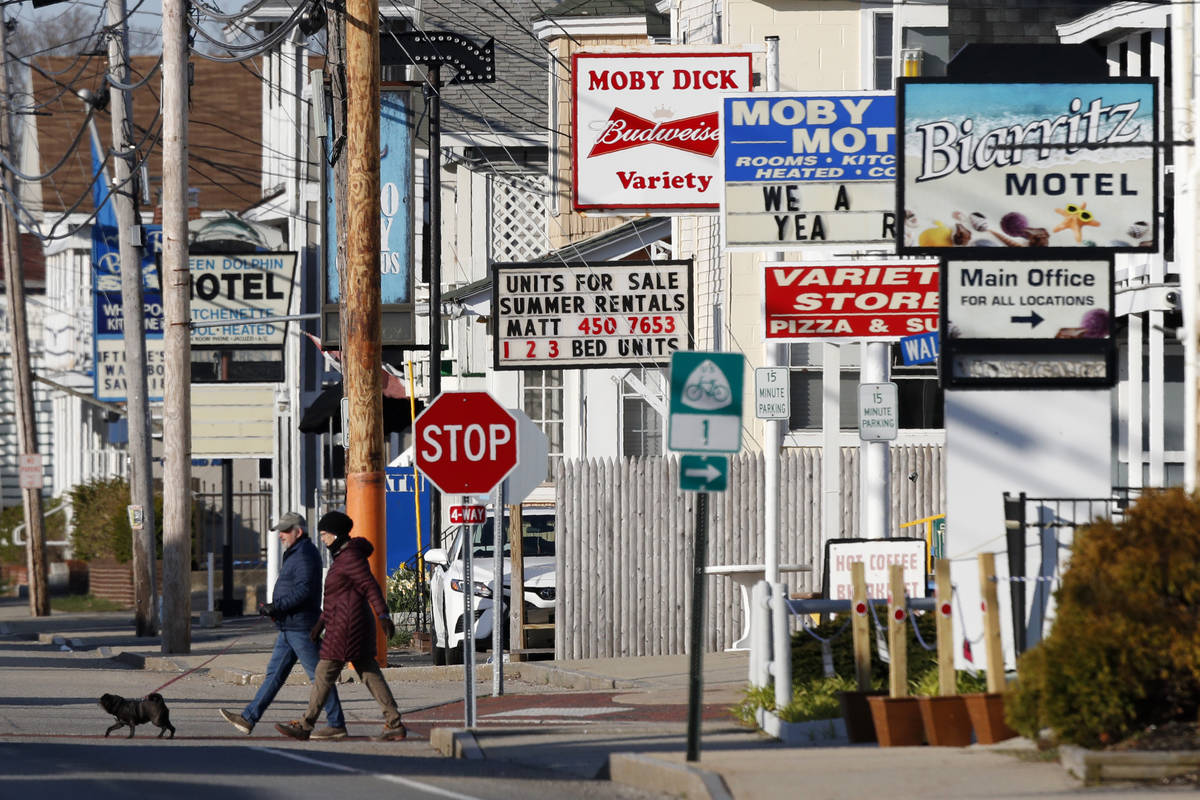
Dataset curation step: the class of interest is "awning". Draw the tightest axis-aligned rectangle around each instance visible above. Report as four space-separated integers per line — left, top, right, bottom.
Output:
298 383 424 435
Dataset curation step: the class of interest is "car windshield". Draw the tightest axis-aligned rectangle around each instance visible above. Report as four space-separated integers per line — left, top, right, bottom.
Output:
466 512 556 560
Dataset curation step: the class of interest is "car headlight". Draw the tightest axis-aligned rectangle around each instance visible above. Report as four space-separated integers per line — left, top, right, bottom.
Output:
449 578 493 598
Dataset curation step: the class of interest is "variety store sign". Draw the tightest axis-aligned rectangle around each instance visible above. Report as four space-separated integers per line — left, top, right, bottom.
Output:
492 260 693 369
721 92 896 247
762 261 939 341
899 80 1158 254
572 51 753 211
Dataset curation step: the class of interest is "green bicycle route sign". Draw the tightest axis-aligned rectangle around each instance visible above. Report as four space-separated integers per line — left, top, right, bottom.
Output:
667 351 745 454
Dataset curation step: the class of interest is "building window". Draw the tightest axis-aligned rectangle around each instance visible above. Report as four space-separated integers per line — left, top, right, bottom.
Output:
873 12 894 90
787 344 858 430
620 368 664 457
523 369 564 474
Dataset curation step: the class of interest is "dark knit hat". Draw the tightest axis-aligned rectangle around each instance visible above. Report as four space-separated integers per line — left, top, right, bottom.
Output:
317 510 353 538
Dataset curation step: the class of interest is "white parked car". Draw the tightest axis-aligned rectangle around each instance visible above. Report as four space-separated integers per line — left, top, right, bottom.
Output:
424 506 556 665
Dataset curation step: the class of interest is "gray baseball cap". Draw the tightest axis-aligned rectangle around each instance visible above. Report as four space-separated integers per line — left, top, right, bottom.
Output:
271 511 305 532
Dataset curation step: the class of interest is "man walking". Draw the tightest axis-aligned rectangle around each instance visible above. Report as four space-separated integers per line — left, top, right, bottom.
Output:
275 510 407 741
219 512 347 739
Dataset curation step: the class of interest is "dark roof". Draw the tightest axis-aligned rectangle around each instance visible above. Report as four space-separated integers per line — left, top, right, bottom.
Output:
537 0 669 35
948 0 1142 52
0 233 46 289
412 0 549 137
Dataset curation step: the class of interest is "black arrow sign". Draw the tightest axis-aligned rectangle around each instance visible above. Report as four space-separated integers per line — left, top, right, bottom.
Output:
381 31 495 85
1010 310 1045 328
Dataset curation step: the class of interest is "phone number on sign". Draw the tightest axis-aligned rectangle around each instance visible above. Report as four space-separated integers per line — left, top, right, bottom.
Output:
576 315 678 335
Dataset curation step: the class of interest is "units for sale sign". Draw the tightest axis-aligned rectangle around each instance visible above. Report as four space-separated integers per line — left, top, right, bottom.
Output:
721 92 897 248
572 51 753 211
492 260 693 369
763 261 939 340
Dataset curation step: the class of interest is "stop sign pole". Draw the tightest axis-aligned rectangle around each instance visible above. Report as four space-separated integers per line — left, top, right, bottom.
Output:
415 392 518 727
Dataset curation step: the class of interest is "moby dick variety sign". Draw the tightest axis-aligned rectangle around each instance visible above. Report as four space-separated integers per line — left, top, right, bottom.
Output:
572 51 753 211
898 80 1158 255
721 92 897 248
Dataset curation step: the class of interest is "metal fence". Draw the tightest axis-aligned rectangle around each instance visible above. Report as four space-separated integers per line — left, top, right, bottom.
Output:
555 446 945 658
192 480 272 565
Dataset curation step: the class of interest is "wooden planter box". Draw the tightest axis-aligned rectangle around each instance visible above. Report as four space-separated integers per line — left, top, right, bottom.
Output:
868 695 925 747
963 692 1018 744
839 690 886 743
918 695 974 746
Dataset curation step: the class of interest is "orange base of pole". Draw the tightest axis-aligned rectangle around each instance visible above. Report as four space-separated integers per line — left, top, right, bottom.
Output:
346 470 388 666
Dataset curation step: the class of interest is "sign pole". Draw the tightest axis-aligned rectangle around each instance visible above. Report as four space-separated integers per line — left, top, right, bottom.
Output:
462 496 476 727
686 491 710 762
861 342 891 538
492 482 505 696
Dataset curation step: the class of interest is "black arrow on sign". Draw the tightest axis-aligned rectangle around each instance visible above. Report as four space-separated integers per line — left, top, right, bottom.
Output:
380 31 495 85
1010 310 1045 328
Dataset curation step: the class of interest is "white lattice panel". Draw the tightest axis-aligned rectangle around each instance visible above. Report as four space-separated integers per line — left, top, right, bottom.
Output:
489 173 549 263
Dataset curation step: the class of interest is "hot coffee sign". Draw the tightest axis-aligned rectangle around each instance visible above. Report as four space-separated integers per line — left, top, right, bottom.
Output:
572 51 753 212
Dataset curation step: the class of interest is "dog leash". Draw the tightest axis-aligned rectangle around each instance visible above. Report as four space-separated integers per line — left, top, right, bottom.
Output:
145 629 251 696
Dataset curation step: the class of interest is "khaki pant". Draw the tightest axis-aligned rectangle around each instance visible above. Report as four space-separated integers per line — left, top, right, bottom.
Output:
301 657 402 730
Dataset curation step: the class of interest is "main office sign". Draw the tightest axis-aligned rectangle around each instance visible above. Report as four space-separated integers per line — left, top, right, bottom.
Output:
572 51 753 212
721 92 896 248
899 79 1158 255
492 259 693 369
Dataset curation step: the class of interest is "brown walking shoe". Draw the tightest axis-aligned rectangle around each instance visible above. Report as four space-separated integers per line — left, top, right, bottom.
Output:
274 720 312 740
310 725 349 740
374 721 407 741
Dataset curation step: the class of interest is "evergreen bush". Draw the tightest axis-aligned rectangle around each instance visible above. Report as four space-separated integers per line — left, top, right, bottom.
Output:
68 478 166 564
1007 488 1200 747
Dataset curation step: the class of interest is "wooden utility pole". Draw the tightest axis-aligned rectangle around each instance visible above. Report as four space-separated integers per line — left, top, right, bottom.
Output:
344 0 387 664
0 15 49 617
160 0 191 653
106 0 158 636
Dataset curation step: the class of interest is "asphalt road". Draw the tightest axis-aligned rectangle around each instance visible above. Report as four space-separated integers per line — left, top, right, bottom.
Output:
0 630 662 800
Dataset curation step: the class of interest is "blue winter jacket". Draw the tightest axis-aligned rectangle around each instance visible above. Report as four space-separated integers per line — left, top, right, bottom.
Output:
269 536 323 631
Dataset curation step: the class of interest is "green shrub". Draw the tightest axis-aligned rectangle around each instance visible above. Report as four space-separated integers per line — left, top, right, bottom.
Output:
1007 488 1200 748
68 478 166 564
386 564 422 613
0 499 69 564
791 609 941 687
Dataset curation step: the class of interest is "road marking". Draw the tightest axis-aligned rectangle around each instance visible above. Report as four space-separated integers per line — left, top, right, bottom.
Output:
484 707 633 718
254 746 487 800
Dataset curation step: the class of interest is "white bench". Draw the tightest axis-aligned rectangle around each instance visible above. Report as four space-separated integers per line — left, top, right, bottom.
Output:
705 563 813 651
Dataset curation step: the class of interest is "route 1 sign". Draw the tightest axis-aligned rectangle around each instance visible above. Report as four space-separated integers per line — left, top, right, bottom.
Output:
668 351 745 453
415 392 518 495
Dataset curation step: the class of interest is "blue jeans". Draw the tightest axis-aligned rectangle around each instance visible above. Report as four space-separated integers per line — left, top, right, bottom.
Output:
242 628 345 728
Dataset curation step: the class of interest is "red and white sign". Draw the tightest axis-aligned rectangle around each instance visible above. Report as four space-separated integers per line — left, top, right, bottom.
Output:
414 392 518 495
449 505 486 525
763 261 940 340
18 453 42 490
826 539 927 601
572 51 753 211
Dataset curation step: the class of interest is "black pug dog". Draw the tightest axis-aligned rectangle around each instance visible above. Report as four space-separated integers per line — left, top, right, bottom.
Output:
99 692 176 738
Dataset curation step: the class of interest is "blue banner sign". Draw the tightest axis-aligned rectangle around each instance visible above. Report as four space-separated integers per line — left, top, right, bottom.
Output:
900 330 940 365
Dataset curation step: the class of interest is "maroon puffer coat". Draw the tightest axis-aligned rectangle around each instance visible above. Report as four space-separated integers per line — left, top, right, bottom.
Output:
318 537 388 662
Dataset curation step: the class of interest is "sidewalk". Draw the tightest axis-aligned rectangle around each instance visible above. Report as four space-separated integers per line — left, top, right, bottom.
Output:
0 599 1106 800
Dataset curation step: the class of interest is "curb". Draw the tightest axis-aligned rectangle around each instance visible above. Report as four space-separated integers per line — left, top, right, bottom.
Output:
1060 744 1200 784
430 727 484 760
608 753 733 800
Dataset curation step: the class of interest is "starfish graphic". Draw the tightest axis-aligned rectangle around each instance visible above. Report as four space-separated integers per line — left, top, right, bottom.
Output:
1053 202 1101 242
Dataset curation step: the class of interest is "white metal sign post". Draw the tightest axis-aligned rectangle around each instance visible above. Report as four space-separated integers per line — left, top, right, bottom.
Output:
414 392 518 729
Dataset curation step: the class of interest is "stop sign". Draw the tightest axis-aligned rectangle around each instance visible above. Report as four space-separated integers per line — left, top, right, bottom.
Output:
414 391 518 495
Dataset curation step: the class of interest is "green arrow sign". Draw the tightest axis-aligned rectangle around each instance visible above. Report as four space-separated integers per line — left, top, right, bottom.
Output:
679 454 729 492
668 351 745 453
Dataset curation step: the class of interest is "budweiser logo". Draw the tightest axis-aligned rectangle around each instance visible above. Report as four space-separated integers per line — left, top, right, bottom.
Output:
588 108 719 158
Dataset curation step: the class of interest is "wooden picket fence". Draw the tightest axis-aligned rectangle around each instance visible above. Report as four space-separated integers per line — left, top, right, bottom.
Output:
554 445 944 658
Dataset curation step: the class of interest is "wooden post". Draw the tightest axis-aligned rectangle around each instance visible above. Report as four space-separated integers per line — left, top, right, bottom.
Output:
850 560 871 691
106 0 157 637
979 552 1005 693
934 558 955 696
0 15 48 617
159 0 191 654
343 0 387 665
508 504 525 662
887 564 908 698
